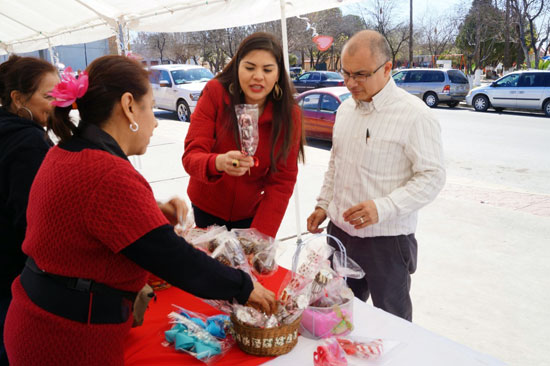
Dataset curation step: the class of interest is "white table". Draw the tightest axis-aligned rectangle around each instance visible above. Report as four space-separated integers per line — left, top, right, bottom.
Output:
265 298 505 366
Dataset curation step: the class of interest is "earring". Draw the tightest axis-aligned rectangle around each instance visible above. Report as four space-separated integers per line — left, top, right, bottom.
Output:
17 106 34 121
273 82 283 100
228 83 235 95
129 121 139 132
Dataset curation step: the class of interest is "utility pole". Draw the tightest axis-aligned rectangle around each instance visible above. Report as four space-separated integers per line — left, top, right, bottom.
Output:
504 0 510 69
409 0 413 67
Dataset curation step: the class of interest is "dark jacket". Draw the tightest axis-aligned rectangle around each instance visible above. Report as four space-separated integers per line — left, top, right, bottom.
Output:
0 107 52 295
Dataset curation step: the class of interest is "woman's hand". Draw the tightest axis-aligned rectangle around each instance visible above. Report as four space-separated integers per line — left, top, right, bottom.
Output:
158 197 188 226
215 151 254 176
247 281 277 314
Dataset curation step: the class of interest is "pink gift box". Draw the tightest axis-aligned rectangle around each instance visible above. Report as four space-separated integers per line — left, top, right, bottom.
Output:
300 299 353 339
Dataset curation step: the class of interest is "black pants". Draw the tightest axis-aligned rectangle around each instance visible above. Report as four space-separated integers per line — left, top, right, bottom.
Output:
193 205 253 231
0 294 10 366
327 222 418 321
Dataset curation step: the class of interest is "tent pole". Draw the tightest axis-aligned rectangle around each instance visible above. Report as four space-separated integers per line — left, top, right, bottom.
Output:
280 0 290 72
47 39 55 64
280 0 303 244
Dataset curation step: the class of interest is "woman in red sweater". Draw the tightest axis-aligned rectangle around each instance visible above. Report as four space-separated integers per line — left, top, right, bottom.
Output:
4 55 275 366
183 32 304 238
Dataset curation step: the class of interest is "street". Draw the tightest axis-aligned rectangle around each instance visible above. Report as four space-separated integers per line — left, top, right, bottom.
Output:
435 106 550 195
145 105 550 366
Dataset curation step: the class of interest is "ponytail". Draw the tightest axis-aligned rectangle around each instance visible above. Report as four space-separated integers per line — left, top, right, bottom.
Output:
49 106 77 144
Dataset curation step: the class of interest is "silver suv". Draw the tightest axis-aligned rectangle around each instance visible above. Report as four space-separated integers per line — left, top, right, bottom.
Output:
465 70 550 117
149 64 214 122
392 68 470 108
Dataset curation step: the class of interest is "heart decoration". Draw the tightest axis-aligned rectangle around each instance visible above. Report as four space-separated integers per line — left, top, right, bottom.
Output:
313 35 334 52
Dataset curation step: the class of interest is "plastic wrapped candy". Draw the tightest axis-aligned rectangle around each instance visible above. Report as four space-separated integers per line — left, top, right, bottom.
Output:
310 276 353 308
210 231 252 275
335 336 403 364
183 228 208 244
186 225 228 253
232 228 279 276
232 228 272 255
235 104 260 166
165 306 233 363
313 337 348 366
251 248 278 276
275 272 314 325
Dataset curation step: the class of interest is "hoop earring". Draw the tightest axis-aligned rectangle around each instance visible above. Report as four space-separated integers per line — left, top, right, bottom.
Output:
129 121 139 132
273 82 283 100
17 106 34 121
228 83 235 95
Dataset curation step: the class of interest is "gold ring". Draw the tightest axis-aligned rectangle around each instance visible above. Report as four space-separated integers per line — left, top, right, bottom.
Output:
232 159 240 168
359 217 364 224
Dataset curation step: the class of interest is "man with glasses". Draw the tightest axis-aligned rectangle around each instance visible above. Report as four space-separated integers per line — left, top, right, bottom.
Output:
307 30 445 321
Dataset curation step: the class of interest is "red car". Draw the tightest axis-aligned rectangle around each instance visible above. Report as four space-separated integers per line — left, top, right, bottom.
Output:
296 87 351 141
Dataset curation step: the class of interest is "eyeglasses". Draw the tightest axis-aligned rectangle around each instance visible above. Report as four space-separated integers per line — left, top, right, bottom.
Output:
341 60 389 82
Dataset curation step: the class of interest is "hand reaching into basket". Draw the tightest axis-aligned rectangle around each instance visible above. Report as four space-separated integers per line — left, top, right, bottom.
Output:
247 281 277 315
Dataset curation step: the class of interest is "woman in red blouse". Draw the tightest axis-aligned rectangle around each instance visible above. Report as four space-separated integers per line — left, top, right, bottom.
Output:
183 32 304 238
4 55 275 366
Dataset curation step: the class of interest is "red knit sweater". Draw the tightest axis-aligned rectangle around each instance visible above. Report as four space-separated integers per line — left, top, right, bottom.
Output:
4 146 168 366
183 79 301 237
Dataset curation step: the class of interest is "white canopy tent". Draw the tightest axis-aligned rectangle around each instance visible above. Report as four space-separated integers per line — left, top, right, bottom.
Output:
0 0 357 55
1 0 359 240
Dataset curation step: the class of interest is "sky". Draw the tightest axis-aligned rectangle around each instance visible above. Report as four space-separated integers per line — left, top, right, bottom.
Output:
341 0 472 23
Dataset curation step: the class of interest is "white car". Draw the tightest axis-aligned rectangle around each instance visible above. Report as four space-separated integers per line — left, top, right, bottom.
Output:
465 70 550 116
149 64 214 121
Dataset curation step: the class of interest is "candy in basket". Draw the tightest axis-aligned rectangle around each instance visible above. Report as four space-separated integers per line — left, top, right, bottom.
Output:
165 305 233 363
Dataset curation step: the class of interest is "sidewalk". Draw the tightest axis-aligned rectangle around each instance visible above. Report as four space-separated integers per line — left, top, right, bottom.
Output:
138 117 549 366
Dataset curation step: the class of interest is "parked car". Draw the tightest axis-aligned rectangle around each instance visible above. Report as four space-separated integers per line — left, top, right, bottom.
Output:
149 64 214 121
289 66 302 78
392 68 470 108
465 70 550 116
293 71 345 93
296 86 351 141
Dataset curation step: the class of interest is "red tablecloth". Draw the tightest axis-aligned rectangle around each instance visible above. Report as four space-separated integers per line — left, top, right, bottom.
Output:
124 268 291 366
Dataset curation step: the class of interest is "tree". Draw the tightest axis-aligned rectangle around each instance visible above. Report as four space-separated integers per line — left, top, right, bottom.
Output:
418 12 457 58
456 0 506 71
510 0 549 69
133 32 170 63
353 0 410 66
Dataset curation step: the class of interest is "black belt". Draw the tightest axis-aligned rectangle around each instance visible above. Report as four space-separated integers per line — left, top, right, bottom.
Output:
20 257 137 324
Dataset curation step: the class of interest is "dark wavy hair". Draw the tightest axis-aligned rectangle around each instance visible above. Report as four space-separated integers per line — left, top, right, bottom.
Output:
216 32 304 172
49 55 150 143
0 55 57 110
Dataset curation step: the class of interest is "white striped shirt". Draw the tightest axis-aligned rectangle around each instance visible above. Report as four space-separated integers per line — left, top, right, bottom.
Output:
317 78 446 237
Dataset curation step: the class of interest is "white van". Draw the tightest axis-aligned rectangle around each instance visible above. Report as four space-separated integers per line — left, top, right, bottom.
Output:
149 64 214 121
465 70 550 116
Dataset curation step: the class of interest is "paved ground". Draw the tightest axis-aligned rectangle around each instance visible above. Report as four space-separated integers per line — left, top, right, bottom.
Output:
137 108 550 366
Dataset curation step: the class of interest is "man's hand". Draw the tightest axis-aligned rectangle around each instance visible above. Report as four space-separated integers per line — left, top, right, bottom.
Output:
158 197 188 226
342 200 379 229
307 207 327 233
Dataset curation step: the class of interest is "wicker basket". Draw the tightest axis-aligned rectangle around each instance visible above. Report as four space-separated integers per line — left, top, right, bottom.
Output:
230 314 302 356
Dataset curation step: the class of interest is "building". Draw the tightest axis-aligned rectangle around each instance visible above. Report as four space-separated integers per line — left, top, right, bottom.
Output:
0 37 116 71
